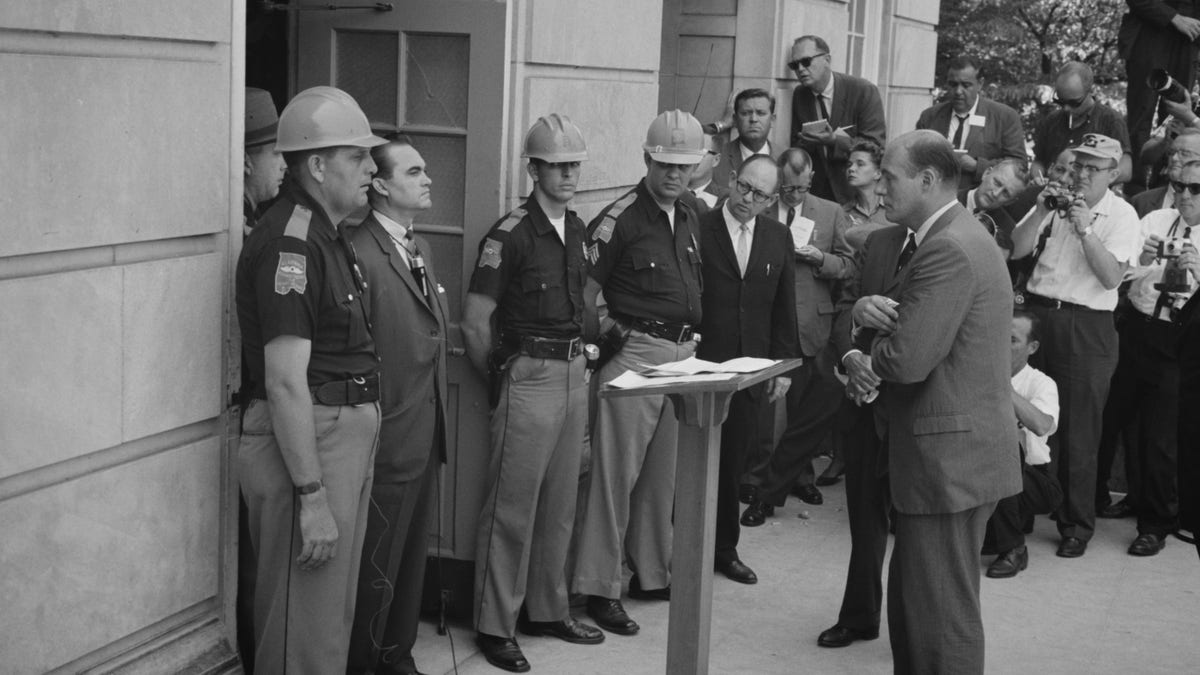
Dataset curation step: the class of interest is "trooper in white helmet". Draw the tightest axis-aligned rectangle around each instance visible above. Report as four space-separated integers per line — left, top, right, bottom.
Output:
235 85 387 674
461 114 604 672
571 110 707 636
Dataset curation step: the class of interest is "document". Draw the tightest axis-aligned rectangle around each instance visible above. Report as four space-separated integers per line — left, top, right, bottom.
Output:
606 356 781 389
790 216 816 249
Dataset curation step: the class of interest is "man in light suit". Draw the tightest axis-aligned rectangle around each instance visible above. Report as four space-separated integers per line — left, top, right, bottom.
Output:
347 134 448 675
741 148 856 524
855 130 1020 673
710 88 778 196
916 56 1027 191
698 155 799 585
789 34 887 204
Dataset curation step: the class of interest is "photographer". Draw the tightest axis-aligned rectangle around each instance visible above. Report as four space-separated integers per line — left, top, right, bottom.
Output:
1098 160 1200 557
1009 133 1143 559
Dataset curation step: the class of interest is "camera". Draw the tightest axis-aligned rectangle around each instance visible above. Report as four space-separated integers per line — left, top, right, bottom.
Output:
1043 193 1075 214
1149 69 1190 105
1158 236 1186 259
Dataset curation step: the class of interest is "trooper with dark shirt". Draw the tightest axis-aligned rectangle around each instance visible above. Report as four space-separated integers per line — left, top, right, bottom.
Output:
572 110 706 637
462 114 604 672
236 86 386 674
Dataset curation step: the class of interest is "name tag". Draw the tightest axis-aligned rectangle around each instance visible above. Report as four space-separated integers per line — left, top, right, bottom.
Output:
969 114 987 127
790 216 816 249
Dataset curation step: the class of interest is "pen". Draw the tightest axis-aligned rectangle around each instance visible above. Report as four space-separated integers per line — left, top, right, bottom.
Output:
767 263 771 275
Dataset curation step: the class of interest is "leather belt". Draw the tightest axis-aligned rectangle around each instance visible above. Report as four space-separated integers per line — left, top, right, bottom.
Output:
1022 293 1090 311
309 372 380 405
520 335 583 361
613 313 696 344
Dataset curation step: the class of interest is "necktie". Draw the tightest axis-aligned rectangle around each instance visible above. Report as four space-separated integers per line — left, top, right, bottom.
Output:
393 229 430 299
896 233 917 273
786 206 796 227
951 114 969 149
736 223 750 277
816 93 829 121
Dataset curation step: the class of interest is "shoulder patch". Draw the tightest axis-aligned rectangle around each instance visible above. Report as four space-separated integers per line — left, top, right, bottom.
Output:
274 252 308 295
593 218 615 244
497 208 527 233
479 237 503 269
283 205 312 240
591 189 637 243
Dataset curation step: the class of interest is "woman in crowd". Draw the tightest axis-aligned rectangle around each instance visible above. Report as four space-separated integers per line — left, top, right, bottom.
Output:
841 139 893 251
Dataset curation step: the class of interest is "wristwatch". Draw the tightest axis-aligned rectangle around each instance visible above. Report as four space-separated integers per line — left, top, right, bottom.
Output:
1081 225 1094 237
295 479 324 496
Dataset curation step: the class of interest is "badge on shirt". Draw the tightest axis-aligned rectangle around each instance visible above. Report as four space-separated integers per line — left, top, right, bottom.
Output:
586 243 600 265
969 114 987 127
274 252 307 295
479 238 503 269
593 218 615 244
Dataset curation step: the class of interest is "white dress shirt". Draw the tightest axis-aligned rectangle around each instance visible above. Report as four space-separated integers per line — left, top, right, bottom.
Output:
948 97 981 149
373 209 414 268
1012 364 1058 465
1127 208 1198 319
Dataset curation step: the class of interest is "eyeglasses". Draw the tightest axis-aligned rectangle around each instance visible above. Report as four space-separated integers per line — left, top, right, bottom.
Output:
1171 180 1200 196
780 184 810 196
1069 161 1114 175
788 53 828 71
733 179 775 203
1054 95 1087 108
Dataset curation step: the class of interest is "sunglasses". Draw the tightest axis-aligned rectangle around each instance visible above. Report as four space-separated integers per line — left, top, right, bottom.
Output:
788 53 828 71
1171 180 1200 196
733 179 775 203
1054 95 1086 108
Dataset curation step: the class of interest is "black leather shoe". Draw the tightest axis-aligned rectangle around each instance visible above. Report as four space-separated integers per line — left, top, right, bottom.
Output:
817 624 880 648
738 483 759 504
986 545 1028 578
585 596 639 635
1099 499 1136 519
1056 536 1087 558
793 483 824 505
475 634 530 673
518 617 605 644
715 558 758 584
628 574 670 601
740 500 774 527
1128 533 1166 556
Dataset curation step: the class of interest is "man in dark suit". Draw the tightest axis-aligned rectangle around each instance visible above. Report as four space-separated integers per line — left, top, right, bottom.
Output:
698 155 800 585
916 56 1027 191
347 134 448 675
710 88 779 195
684 133 725 215
1119 0 1200 189
741 148 856 523
857 130 1020 673
814 222 909 650
789 34 887 205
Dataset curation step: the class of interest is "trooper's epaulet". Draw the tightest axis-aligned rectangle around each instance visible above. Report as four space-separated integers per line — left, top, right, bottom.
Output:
283 205 313 241
497 207 527 233
591 189 637 243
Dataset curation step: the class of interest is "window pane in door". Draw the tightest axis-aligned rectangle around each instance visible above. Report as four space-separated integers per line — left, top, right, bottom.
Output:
335 30 399 125
405 34 469 129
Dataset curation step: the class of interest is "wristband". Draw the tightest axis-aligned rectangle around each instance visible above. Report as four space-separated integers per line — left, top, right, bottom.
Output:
295 480 324 496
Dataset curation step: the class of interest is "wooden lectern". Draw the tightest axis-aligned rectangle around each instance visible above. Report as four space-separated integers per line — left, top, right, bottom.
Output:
598 358 803 675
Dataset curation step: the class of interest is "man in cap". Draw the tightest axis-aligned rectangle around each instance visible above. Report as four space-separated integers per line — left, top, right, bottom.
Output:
462 113 605 672
571 110 706 635
1010 133 1143 558
345 134 448 675
236 86 387 673
243 87 286 234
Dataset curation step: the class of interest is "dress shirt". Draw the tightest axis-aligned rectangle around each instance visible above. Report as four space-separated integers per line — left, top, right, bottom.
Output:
777 201 798 226
948 97 981 149
1127 208 1199 318
723 203 755 247
691 183 719 209
739 140 773 161
373 209 415 268
1012 364 1058 466
913 199 958 246
1022 190 1142 310
817 77 835 119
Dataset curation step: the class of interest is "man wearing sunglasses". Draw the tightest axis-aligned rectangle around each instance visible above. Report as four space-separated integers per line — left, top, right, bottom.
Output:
1032 62 1132 187
1093 160 1200 559
741 148 856 525
1010 133 1143 559
916 56 1026 191
788 35 887 205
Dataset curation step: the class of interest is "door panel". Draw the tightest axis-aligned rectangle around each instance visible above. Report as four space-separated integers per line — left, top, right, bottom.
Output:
298 1 506 560
659 0 737 121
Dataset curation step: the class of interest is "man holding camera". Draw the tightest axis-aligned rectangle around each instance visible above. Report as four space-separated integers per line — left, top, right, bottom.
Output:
1098 160 1200 556
1010 133 1143 559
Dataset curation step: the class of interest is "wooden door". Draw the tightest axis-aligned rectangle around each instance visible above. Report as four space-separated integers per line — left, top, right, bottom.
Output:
658 0 739 120
296 1 506 564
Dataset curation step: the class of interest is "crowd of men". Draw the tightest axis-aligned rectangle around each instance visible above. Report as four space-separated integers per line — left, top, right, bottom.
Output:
233 14 1199 675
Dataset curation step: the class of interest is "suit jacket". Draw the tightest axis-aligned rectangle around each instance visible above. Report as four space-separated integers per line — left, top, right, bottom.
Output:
1119 1 1200 61
790 72 887 204
787 194 858 357
869 204 1021 514
709 138 770 196
1131 185 1170 218
916 97 1027 189
350 214 449 484
697 208 799 363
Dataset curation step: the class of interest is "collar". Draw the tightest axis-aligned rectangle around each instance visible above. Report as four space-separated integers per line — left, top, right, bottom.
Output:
966 189 978 212
818 74 835 103
739 140 771 161
1011 363 1033 383
953 96 980 119
723 203 754 235
372 209 411 242
913 199 957 245
634 179 677 222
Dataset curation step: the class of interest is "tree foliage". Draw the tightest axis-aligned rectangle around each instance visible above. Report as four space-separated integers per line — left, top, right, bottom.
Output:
937 0 1126 86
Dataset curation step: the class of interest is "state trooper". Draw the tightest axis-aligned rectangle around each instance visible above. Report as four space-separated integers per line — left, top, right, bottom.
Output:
463 114 605 673
236 86 386 673
243 87 286 235
571 110 706 636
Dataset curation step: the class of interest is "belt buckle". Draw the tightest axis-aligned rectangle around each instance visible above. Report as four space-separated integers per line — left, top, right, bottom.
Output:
568 337 582 359
676 325 690 343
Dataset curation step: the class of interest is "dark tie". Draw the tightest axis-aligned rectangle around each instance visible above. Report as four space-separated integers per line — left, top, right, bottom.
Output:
816 93 829 121
786 206 796 227
951 114 968 149
896 233 917 273
396 229 430 300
